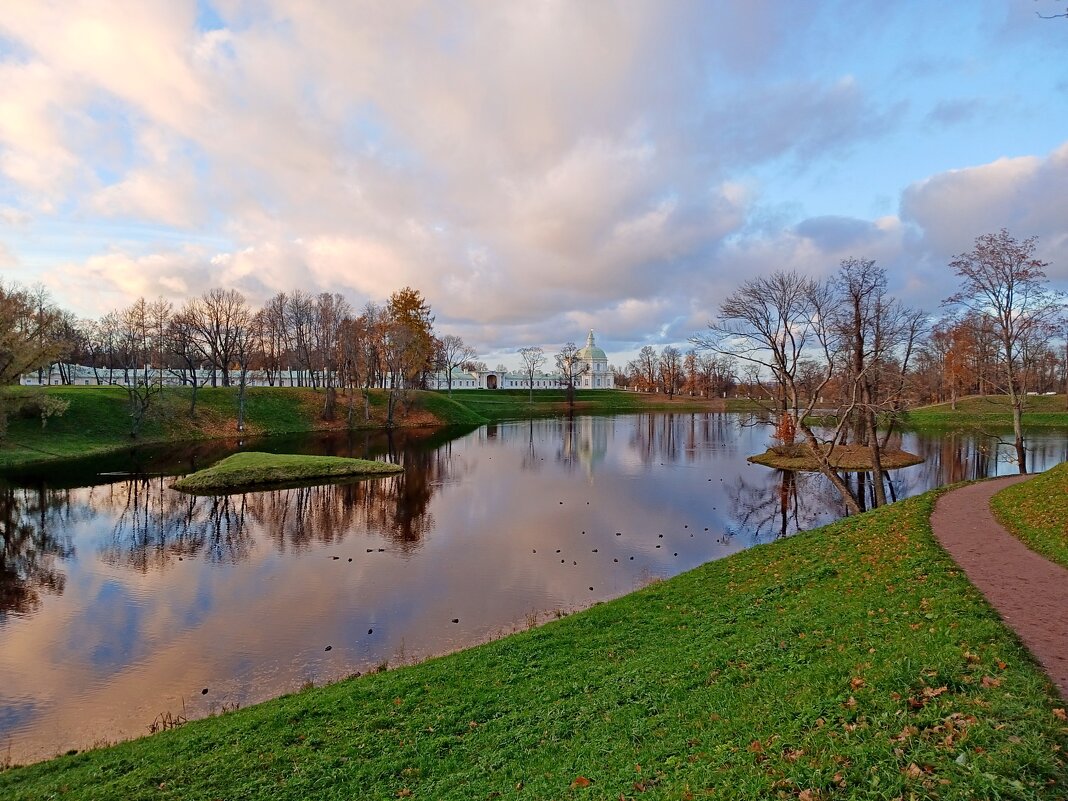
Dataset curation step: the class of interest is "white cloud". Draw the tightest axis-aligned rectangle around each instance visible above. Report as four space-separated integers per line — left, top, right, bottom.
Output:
901 142 1068 277
0 1 1064 357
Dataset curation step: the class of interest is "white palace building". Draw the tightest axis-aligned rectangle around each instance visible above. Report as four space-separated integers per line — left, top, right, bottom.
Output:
21 330 614 392
430 330 613 391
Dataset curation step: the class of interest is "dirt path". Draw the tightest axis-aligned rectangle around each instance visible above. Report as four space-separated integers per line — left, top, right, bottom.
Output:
931 475 1068 699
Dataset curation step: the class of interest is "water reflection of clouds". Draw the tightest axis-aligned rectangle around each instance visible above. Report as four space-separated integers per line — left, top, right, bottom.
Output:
1 417 1067 763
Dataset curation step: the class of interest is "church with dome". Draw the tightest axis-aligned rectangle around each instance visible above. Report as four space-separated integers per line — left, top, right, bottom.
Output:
430 330 613 391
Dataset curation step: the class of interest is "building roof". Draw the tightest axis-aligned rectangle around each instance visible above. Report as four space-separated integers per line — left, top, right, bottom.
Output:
576 329 607 362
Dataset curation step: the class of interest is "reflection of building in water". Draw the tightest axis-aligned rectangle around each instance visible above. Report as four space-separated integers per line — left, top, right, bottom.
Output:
557 416 610 477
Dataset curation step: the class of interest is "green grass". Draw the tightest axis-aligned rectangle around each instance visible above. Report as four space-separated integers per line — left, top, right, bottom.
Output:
904 394 1068 429
441 389 745 422
171 451 403 493
0 386 488 470
991 461 1068 570
3 486 1065 800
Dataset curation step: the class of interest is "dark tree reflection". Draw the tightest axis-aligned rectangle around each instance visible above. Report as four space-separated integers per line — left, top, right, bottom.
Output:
96 477 255 571
0 485 75 621
629 412 738 467
725 469 844 543
88 430 463 568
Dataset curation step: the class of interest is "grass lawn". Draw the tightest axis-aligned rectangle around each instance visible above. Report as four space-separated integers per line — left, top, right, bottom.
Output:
442 389 750 422
904 394 1068 429
2 486 1065 799
171 451 403 493
0 386 485 470
990 461 1068 571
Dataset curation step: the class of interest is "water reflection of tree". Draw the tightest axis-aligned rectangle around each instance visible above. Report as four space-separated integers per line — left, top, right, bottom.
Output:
629 413 739 467
96 477 255 571
724 470 843 543
90 430 462 568
0 485 75 620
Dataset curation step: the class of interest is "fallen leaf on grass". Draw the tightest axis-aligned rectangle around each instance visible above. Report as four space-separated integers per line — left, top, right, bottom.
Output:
1053 708 1067 721
571 776 591 788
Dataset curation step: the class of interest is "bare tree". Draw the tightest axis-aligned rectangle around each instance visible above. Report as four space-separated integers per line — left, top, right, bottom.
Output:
316 292 351 419
659 346 683 399
634 345 659 392
944 229 1064 473
117 297 167 437
692 270 864 514
167 304 210 416
233 304 257 432
833 258 925 507
555 342 589 410
437 334 476 397
518 345 545 403
189 288 248 387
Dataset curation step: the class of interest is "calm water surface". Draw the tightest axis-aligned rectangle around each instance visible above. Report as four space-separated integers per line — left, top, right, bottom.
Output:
1 412 1066 762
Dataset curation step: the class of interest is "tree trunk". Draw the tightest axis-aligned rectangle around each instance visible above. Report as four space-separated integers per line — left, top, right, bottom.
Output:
237 371 247 432
1011 400 1027 474
386 389 396 428
322 385 336 420
866 410 887 507
799 426 861 515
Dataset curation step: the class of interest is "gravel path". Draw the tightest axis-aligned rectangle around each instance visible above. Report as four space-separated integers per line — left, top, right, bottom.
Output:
931 475 1068 699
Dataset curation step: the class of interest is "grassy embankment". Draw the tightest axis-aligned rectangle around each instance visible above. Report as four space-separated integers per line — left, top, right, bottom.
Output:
0 386 744 470
903 394 1068 429
2 485 1066 799
438 388 753 422
171 451 403 494
991 461 1068 570
0 385 484 469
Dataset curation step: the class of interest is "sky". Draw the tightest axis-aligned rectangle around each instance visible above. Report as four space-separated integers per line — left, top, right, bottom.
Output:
1 1 1067 368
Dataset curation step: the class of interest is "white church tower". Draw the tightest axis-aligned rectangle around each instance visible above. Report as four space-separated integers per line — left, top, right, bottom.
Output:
576 329 610 389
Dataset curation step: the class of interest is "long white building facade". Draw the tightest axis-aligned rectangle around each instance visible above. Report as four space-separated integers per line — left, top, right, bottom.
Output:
431 330 613 391
21 331 615 392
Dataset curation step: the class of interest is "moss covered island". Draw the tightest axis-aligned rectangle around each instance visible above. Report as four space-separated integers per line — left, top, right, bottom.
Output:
171 451 402 493
2 485 1065 799
748 443 924 471
991 461 1068 570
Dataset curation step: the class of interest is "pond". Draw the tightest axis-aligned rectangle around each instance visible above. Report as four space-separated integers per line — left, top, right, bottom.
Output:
1 412 1066 763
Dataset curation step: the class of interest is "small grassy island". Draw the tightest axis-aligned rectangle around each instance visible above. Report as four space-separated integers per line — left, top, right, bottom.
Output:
748 443 924 471
171 451 403 494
